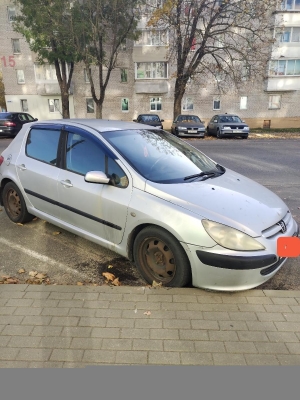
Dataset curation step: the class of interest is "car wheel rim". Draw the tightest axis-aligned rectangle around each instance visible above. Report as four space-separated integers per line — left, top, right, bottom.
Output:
6 188 21 218
139 237 176 283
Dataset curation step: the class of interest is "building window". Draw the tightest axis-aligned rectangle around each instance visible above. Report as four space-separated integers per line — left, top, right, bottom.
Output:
150 97 162 111
16 70 25 84
276 27 300 42
269 95 281 109
86 98 94 113
269 59 300 76
120 68 128 83
21 99 28 112
7 6 16 22
121 98 129 112
135 29 168 46
35 64 57 82
213 100 221 110
84 68 91 83
12 39 21 54
48 99 60 113
135 62 168 79
281 0 300 10
182 97 194 111
240 96 247 110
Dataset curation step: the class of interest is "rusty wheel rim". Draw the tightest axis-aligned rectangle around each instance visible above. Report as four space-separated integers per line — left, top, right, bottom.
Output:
6 188 22 219
139 237 176 283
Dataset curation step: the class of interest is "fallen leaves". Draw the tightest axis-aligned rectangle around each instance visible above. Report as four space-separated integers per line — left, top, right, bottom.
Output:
102 271 121 286
26 270 49 284
0 276 19 284
152 280 162 288
18 268 26 274
52 231 61 235
144 311 151 316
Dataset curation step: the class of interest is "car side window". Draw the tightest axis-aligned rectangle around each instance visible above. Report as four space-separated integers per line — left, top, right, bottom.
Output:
18 114 27 121
26 114 35 121
26 128 61 166
65 131 128 188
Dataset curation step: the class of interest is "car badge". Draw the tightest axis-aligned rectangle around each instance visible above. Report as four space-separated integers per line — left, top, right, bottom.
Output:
277 220 287 233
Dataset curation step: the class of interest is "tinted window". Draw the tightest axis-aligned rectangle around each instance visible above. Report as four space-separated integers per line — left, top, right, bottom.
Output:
26 128 61 165
140 115 160 122
18 114 27 121
66 131 128 188
26 114 35 121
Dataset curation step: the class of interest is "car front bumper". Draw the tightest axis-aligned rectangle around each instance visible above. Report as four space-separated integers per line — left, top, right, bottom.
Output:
220 129 249 137
183 221 299 291
178 130 205 137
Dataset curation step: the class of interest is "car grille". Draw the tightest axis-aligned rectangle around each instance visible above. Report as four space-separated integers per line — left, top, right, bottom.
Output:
223 125 245 129
261 211 292 239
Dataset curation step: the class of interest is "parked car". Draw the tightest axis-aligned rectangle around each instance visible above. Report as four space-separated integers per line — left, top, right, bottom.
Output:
0 119 298 291
207 114 249 139
171 114 206 137
133 114 164 129
0 112 38 138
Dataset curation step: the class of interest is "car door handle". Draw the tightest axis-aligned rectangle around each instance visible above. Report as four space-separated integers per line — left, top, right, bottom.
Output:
17 164 27 171
60 179 73 188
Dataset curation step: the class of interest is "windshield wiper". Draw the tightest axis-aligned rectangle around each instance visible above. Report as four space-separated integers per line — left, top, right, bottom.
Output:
184 168 224 181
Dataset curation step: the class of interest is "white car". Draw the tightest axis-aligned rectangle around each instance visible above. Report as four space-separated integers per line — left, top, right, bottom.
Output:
0 119 298 291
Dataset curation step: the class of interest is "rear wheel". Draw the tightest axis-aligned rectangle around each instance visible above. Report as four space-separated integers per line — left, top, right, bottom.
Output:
3 182 34 224
133 226 192 287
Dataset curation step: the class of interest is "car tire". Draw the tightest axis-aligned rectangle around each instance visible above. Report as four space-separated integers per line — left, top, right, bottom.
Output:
206 128 210 136
133 226 192 287
174 129 179 136
2 182 34 224
216 129 222 139
242 136 248 139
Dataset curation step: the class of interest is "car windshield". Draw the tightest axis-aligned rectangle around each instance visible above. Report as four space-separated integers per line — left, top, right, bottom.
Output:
220 116 242 123
101 129 220 183
178 116 201 123
140 115 160 122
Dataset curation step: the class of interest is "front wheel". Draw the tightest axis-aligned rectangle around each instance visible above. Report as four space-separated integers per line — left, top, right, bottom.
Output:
216 129 222 139
2 182 34 224
133 226 192 287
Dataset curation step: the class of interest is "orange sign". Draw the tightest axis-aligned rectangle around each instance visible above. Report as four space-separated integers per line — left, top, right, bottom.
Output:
277 237 300 257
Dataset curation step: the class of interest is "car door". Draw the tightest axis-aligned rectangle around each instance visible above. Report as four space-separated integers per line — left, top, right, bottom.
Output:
15 124 63 218
57 126 132 245
208 116 218 134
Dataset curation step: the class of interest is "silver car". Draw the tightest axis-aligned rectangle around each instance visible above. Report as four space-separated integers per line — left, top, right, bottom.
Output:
207 114 250 139
171 114 206 137
0 119 298 291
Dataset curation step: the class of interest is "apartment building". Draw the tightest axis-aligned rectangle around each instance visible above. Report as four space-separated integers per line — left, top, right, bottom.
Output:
0 0 300 129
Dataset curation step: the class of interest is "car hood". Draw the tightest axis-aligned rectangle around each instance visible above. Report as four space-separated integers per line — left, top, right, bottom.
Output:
140 121 162 127
176 122 205 128
145 169 288 237
221 122 248 128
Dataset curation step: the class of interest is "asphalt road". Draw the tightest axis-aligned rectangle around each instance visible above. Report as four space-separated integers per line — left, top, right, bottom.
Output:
1 137 299 290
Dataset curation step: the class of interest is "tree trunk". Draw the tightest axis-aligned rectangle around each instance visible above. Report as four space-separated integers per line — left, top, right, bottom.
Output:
95 101 103 119
173 79 186 119
61 90 70 119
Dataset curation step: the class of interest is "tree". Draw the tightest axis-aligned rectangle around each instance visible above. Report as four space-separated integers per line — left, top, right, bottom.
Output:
13 0 82 118
73 0 141 118
0 70 6 111
148 0 278 118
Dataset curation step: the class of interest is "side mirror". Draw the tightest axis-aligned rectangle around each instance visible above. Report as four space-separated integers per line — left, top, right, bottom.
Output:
213 120 218 123
133 119 137 122
85 171 110 184
160 119 164 122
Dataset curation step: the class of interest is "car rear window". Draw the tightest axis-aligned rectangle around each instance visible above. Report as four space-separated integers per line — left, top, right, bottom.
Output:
26 128 61 166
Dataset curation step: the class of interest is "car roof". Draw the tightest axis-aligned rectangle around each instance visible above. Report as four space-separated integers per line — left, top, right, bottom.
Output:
138 114 159 117
30 119 161 132
215 114 239 117
177 114 199 118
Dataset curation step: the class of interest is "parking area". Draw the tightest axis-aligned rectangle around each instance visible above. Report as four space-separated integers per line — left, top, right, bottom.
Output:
1 137 300 289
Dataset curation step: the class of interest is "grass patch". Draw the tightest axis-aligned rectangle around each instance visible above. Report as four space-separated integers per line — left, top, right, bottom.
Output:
251 128 300 133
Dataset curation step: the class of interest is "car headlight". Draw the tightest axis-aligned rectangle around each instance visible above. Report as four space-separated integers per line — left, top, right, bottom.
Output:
178 126 187 130
202 220 265 251
243 127 249 130
222 126 231 130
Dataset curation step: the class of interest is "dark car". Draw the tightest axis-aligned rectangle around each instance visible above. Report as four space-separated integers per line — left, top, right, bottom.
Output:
0 112 38 138
207 114 249 139
133 114 164 129
171 114 206 137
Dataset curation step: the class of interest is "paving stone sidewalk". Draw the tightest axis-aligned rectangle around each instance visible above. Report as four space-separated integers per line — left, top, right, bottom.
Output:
1 284 300 367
